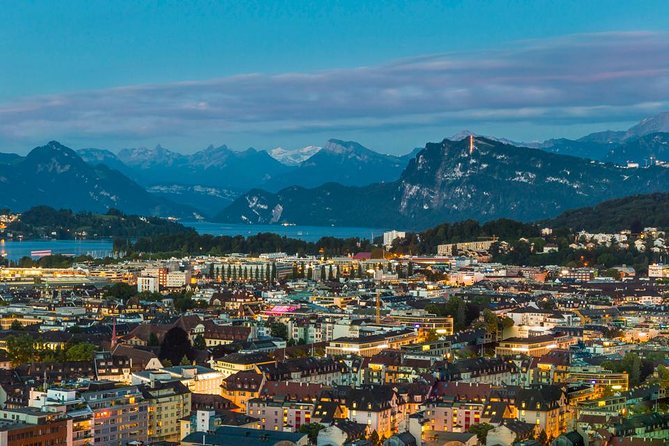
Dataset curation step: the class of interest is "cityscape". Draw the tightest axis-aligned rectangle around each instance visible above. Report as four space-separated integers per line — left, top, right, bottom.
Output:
1 2 669 446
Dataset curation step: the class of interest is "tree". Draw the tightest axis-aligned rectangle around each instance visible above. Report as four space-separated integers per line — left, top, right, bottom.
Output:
193 334 207 350
481 309 499 337
148 332 160 346
105 282 136 301
537 430 549 446
270 322 289 341
159 327 193 365
320 267 326 281
9 320 23 331
298 423 324 445
368 430 381 446
605 352 643 387
65 343 96 361
423 329 440 342
6 334 38 365
653 365 669 389
173 293 195 313
468 423 494 445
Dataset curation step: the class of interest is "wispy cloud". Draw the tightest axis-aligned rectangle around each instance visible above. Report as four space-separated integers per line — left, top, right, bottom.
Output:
1 31 668 151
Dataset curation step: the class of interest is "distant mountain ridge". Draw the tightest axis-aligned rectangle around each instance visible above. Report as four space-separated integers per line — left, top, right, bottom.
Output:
215 137 669 228
539 112 669 163
0 141 194 217
77 139 415 214
3 111 669 225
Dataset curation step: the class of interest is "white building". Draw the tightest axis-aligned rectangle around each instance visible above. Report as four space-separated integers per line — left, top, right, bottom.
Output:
137 276 159 293
166 270 190 288
383 230 406 248
649 264 669 278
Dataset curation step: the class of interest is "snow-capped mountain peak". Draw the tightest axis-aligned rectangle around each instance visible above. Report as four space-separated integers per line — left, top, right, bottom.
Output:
270 145 322 166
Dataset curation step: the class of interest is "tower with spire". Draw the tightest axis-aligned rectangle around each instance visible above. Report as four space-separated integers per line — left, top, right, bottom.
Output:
110 317 118 350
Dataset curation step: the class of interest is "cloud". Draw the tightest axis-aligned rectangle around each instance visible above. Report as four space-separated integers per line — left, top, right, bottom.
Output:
1 31 668 150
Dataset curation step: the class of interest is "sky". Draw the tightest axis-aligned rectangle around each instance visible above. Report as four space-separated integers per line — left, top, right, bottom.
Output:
1 1 669 154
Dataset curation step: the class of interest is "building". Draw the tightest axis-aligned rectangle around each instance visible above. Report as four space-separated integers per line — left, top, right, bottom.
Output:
211 352 275 378
221 371 265 413
515 385 568 439
246 399 315 432
181 426 308 446
421 401 485 432
136 276 159 293
81 382 149 446
566 366 628 392
325 329 419 357
344 386 406 438
437 239 497 256
383 231 406 248
140 379 191 442
27 388 94 446
133 366 224 395
495 335 576 357
0 418 70 446
141 267 168 287
649 263 669 278
166 270 191 288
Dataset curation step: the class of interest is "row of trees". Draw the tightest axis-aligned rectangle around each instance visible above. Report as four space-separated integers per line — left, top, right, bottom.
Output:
10 206 189 240
209 263 277 282
126 232 374 257
5 335 97 366
601 351 667 388
491 238 657 273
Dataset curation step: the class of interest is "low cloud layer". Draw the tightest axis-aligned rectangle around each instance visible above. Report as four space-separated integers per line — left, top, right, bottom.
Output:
2 31 668 152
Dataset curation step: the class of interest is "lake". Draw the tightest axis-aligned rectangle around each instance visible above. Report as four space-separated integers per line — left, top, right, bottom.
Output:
1 223 392 260
0 239 114 261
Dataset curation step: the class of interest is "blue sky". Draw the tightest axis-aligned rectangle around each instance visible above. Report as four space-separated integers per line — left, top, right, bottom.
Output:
1 0 669 154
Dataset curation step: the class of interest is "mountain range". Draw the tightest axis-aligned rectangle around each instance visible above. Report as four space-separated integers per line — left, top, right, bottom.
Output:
538 112 669 163
215 136 669 228
0 141 194 217
2 112 669 228
77 139 412 212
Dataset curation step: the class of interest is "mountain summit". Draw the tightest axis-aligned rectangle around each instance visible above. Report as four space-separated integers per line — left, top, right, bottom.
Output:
0 142 193 216
216 136 669 228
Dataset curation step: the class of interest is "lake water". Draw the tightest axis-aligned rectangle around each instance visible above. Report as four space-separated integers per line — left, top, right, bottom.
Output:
0 239 114 261
1 223 391 260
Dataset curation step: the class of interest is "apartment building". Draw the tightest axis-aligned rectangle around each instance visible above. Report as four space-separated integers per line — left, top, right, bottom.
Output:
246 399 315 432
496 335 576 357
140 379 191 442
325 329 419 357
81 382 149 446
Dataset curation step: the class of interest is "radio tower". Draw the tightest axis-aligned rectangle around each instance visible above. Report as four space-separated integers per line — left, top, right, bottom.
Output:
469 134 475 155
